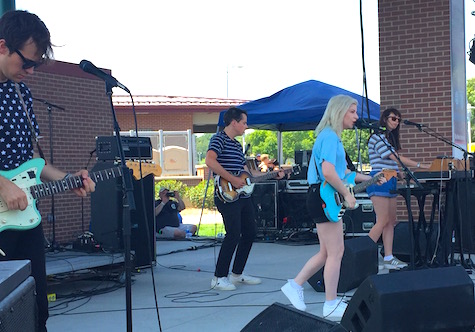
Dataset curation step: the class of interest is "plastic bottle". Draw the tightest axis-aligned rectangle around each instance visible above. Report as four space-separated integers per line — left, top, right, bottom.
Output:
186 229 192 239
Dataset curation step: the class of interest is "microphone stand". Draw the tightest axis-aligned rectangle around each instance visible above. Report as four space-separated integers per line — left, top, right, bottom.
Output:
410 125 474 268
104 83 135 332
33 97 65 251
376 129 423 271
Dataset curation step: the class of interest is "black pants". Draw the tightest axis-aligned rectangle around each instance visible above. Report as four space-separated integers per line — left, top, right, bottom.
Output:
214 196 257 278
0 225 48 332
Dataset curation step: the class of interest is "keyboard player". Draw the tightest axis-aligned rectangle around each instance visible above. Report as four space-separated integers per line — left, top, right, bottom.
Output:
365 108 430 270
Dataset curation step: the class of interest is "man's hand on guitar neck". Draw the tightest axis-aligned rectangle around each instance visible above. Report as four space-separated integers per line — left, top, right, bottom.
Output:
70 169 96 197
0 175 28 211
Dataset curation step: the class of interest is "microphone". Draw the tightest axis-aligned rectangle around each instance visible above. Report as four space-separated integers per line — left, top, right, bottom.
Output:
354 119 386 132
403 119 424 128
79 60 130 93
244 143 251 155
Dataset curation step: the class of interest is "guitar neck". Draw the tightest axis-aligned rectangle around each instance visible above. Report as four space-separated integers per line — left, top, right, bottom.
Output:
250 168 291 183
30 167 123 199
352 173 382 194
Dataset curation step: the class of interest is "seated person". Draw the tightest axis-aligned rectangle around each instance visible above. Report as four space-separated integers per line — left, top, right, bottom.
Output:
155 187 197 239
259 154 273 172
269 159 279 170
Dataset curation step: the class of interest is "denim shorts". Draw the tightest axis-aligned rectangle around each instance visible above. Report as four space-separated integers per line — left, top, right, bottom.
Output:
366 170 398 198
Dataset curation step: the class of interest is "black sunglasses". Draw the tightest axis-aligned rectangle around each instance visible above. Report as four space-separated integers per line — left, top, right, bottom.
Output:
15 49 41 69
388 116 401 122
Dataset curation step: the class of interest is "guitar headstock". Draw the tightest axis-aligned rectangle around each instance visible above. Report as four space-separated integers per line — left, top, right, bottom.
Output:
381 169 397 180
126 161 162 179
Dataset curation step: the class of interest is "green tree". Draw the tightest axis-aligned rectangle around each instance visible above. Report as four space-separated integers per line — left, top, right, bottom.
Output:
195 133 213 164
245 130 278 158
467 78 475 141
281 131 315 162
342 129 371 165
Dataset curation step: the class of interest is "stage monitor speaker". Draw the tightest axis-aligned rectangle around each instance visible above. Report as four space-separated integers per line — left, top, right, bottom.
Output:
308 237 378 293
0 260 36 332
389 222 438 263
241 302 346 332
251 181 278 230
90 162 156 267
340 266 475 332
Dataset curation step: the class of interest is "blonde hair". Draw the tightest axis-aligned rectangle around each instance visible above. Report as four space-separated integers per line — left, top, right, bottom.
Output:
315 95 358 138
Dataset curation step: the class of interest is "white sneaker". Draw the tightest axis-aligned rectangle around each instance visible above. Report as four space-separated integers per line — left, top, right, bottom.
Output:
378 255 384 271
281 281 306 311
229 273 262 285
384 257 408 270
323 299 348 321
211 277 236 291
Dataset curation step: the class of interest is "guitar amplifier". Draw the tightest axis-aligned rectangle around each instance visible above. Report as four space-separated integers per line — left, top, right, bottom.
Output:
96 136 152 161
251 181 278 230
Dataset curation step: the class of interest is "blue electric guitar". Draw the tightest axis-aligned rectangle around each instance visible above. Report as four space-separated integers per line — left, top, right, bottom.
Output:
0 158 161 233
320 169 397 222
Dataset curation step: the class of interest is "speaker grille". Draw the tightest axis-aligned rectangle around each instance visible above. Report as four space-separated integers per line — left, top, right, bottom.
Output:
0 277 36 332
241 302 342 332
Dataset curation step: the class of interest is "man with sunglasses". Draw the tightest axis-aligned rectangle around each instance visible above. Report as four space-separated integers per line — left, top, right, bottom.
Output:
0 10 96 332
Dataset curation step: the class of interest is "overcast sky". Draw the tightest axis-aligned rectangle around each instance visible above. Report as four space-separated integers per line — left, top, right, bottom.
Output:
14 0 475 103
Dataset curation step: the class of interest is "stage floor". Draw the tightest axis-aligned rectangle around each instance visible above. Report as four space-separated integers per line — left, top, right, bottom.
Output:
42 238 475 332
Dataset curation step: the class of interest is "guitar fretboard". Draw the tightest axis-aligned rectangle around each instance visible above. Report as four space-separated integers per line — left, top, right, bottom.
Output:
30 168 123 199
250 168 293 184
352 173 383 194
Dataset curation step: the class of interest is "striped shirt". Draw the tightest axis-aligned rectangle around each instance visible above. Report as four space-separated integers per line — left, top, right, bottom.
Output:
208 131 245 174
368 133 399 172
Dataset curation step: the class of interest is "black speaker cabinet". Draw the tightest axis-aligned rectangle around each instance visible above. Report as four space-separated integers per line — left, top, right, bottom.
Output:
341 266 475 332
0 261 36 332
387 221 439 263
453 178 475 252
279 191 314 229
91 162 156 267
251 181 278 230
241 302 346 332
308 237 378 293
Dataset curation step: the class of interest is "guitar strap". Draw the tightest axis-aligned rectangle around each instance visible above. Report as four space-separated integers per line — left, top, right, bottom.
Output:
14 83 46 162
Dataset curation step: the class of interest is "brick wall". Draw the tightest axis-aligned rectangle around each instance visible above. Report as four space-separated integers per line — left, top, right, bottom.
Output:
378 0 453 217
117 110 193 132
23 61 113 244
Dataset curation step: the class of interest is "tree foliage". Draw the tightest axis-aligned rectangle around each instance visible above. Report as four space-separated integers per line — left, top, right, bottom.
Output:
195 133 213 165
468 78 475 141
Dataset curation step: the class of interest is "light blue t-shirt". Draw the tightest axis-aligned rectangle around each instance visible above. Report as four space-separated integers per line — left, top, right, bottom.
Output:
307 127 347 185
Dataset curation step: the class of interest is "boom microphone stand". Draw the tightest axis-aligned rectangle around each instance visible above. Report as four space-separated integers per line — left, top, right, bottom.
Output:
33 97 65 251
104 82 135 332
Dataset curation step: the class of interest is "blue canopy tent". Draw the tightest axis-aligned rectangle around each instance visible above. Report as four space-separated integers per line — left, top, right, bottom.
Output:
217 80 380 131
217 80 380 164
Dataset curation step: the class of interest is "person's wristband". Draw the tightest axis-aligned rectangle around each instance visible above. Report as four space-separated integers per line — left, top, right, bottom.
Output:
416 163 420 168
